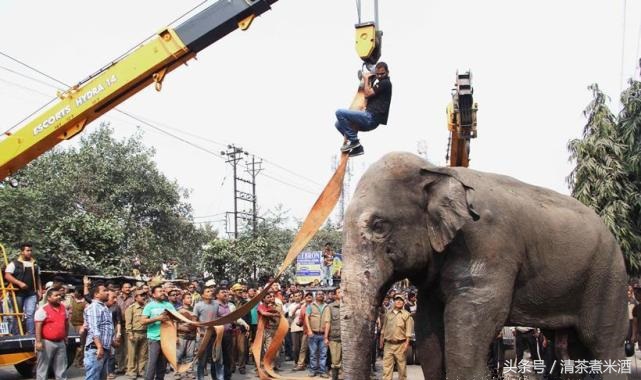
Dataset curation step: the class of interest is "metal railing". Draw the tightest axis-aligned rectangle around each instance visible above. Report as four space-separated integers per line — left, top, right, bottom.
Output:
0 243 25 336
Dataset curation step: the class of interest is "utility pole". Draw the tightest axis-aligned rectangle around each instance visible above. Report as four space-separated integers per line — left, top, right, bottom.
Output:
221 145 262 239
246 155 263 236
221 145 245 239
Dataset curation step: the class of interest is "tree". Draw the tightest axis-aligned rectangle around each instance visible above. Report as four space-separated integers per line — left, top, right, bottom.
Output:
199 206 343 286
0 123 213 275
567 84 641 273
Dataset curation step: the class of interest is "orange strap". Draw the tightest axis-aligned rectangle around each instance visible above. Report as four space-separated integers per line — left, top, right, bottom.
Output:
161 152 348 374
160 79 365 379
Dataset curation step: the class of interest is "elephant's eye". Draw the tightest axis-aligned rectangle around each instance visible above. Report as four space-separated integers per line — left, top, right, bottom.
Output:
370 218 391 237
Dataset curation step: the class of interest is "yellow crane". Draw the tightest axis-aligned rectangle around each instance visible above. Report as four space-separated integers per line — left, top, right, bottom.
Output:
445 71 478 167
0 1 385 375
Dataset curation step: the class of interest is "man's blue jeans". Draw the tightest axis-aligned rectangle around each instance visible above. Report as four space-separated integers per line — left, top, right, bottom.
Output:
334 109 378 143
321 265 333 287
196 337 215 380
84 348 108 380
13 294 37 335
308 334 327 375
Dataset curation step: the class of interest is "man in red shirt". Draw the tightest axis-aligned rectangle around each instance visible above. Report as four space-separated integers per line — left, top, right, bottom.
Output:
34 286 69 380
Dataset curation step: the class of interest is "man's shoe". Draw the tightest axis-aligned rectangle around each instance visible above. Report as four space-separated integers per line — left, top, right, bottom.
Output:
320 372 330 378
309 372 317 377
340 140 361 152
239 368 246 375
348 145 364 157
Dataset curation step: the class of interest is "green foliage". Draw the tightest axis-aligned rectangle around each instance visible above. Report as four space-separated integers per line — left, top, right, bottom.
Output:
567 83 641 273
199 206 343 286
0 123 214 276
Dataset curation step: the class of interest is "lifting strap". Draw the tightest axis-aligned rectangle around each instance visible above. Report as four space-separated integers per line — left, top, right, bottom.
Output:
160 151 349 377
160 77 366 380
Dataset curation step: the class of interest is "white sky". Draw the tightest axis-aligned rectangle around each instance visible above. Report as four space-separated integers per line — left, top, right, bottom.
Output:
0 0 639 235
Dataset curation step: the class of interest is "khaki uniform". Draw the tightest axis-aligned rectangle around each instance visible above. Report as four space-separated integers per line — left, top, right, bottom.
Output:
325 303 342 372
125 302 148 377
381 309 413 380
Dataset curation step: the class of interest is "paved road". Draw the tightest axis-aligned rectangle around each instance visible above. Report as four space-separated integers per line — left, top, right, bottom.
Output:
3 356 641 380
0 360 424 380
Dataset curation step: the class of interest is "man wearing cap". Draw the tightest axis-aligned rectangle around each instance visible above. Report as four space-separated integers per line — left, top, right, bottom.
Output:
125 289 149 380
323 289 342 380
379 295 413 380
229 283 249 375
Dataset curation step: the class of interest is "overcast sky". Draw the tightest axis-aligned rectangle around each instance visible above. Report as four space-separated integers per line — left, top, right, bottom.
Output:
0 0 639 235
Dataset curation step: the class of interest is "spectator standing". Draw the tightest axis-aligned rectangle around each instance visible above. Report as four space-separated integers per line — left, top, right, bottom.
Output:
287 291 304 367
321 244 334 287
176 293 197 380
513 327 540 363
305 291 329 378
294 292 313 371
257 292 283 370
34 287 68 380
116 282 135 375
379 295 413 380
248 288 259 364
324 289 342 380
125 289 149 380
141 285 176 380
194 287 217 380
4 243 42 335
230 284 249 375
69 288 86 367
213 288 248 380
189 282 201 304
106 290 123 380
168 290 182 310
84 283 114 380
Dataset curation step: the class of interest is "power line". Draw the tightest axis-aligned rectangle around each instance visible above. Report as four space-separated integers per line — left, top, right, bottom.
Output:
0 50 321 196
0 65 64 90
262 173 317 195
0 51 68 88
123 113 323 187
193 212 227 219
0 76 54 98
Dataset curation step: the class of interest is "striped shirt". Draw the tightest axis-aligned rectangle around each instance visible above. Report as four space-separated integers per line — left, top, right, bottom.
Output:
84 300 114 349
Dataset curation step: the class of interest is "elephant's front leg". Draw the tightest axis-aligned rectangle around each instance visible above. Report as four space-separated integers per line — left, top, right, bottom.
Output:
443 288 513 380
415 290 445 380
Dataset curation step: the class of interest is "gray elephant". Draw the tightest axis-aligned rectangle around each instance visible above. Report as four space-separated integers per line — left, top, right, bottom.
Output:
340 152 628 380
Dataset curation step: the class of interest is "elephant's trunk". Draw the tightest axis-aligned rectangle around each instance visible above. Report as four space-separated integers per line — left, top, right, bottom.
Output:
341 244 391 380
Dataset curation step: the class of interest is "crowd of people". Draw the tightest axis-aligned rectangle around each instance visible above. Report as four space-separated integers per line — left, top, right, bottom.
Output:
1 243 421 380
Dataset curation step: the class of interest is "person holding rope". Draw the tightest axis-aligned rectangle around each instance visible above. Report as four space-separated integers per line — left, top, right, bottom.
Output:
334 62 393 157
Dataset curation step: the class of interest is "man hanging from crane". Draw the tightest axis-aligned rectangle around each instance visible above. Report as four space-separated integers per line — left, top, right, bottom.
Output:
333 0 392 157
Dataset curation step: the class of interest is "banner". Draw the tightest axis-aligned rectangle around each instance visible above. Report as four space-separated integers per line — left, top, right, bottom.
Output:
295 251 322 284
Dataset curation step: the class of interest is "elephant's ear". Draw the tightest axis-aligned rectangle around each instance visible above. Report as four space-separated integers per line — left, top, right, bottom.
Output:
421 168 479 253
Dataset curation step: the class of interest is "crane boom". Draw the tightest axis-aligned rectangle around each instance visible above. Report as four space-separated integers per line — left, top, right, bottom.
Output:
0 0 278 180
446 71 478 167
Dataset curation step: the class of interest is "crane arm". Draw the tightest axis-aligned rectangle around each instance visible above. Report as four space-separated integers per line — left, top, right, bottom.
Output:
0 0 278 180
446 71 478 167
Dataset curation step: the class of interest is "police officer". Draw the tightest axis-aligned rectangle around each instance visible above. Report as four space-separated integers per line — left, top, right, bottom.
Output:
379 295 413 380
324 289 342 380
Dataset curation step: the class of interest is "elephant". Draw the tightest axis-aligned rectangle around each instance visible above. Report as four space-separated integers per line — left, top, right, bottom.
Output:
340 152 628 380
